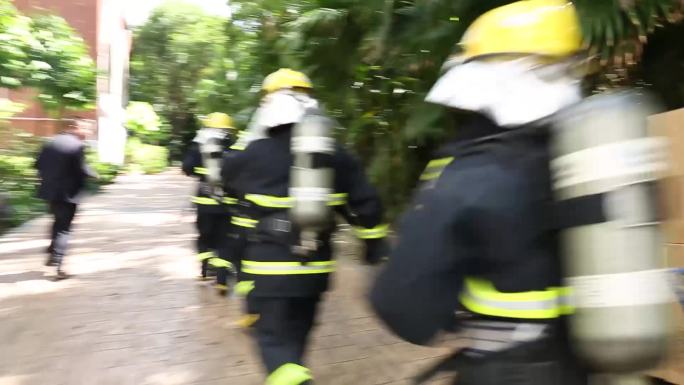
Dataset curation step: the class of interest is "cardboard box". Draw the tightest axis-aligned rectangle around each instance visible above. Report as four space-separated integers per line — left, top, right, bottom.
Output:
650 109 684 178
650 244 684 384
669 243 684 267
660 177 684 244
650 109 684 244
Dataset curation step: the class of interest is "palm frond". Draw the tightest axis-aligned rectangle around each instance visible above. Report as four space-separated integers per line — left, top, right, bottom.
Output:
575 0 683 76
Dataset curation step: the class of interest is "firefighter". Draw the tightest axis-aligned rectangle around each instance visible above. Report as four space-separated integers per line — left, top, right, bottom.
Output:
224 130 260 322
372 1 677 380
214 125 250 296
182 112 236 294
222 68 388 384
370 1 593 384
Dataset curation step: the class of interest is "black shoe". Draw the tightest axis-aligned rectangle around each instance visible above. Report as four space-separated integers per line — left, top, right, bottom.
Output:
45 255 57 267
54 269 71 280
651 377 676 385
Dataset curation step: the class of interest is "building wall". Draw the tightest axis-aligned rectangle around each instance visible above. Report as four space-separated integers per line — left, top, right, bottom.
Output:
9 0 130 165
13 0 98 57
96 0 131 164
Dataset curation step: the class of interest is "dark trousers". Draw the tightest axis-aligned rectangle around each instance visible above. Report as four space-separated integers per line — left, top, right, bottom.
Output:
218 226 248 286
246 292 260 315
254 296 320 375
195 210 227 277
48 201 77 265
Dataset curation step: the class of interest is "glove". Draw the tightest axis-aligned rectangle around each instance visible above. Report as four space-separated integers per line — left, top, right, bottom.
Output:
363 238 389 265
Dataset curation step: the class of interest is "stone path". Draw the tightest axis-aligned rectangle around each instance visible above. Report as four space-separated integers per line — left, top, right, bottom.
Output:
0 170 457 385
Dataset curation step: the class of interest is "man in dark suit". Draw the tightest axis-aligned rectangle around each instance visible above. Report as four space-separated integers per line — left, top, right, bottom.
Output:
35 119 96 279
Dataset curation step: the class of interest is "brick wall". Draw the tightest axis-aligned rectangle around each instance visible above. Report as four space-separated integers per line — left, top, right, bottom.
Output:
10 0 99 137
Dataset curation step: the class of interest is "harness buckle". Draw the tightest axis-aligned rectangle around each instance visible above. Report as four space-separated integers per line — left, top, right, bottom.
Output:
272 218 292 232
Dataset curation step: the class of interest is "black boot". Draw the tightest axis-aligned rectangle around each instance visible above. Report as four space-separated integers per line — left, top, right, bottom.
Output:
45 254 57 267
54 268 71 280
651 378 676 385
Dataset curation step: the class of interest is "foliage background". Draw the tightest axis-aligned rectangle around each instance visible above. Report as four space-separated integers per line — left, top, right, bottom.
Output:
129 0 684 218
0 0 108 231
0 0 97 118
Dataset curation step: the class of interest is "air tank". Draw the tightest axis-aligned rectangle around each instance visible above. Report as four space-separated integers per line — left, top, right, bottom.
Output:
200 136 224 190
550 91 675 374
289 108 335 231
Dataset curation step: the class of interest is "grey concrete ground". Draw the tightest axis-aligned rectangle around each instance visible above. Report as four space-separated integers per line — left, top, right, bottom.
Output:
4 170 681 385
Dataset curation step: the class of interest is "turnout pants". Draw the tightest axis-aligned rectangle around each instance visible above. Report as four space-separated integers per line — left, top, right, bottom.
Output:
195 210 229 278
253 296 319 385
48 201 77 268
215 222 248 288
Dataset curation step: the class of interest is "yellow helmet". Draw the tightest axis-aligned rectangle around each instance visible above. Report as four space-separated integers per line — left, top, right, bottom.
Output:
262 68 313 94
203 112 234 129
459 0 582 61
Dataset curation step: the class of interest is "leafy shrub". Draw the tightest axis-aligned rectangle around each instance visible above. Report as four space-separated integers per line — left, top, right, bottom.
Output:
125 101 168 145
85 150 121 189
0 155 44 231
0 151 120 232
125 137 168 174
93 161 121 184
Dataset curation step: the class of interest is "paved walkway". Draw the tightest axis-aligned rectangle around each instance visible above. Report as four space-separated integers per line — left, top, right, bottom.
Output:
0 170 457 385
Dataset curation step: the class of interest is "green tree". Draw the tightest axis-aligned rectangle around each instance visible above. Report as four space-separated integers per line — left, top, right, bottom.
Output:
125 101 167 145
28 13 96 118
130 0 684 217
223 0 684 218
639 22 684 110
0 0 36 89
129 0 227 158
1 3 96 118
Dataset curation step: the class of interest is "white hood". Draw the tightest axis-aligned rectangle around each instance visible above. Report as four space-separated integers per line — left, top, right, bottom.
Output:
425 58 582 127
192 127 226 145
244 90 319 144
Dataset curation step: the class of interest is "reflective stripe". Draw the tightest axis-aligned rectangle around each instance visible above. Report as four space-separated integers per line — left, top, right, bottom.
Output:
231 216 258 228
192 196 220 205
327 193 348 206
420 171 442 181
223 197 238 205
554 286 574 315
266 363 313 385
291 187 332 202
194 166 208 175
354 224 389 239
291 136 335 153
420 156 454 181
230 132 248 151
214 284 228 290
245 194 294 208
245 193 348 208
458 320 549 353
242 260 336 275
237 313 260 328
197 251 214 261
460 277 572 319
235 280 255 296
208 257 234 269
